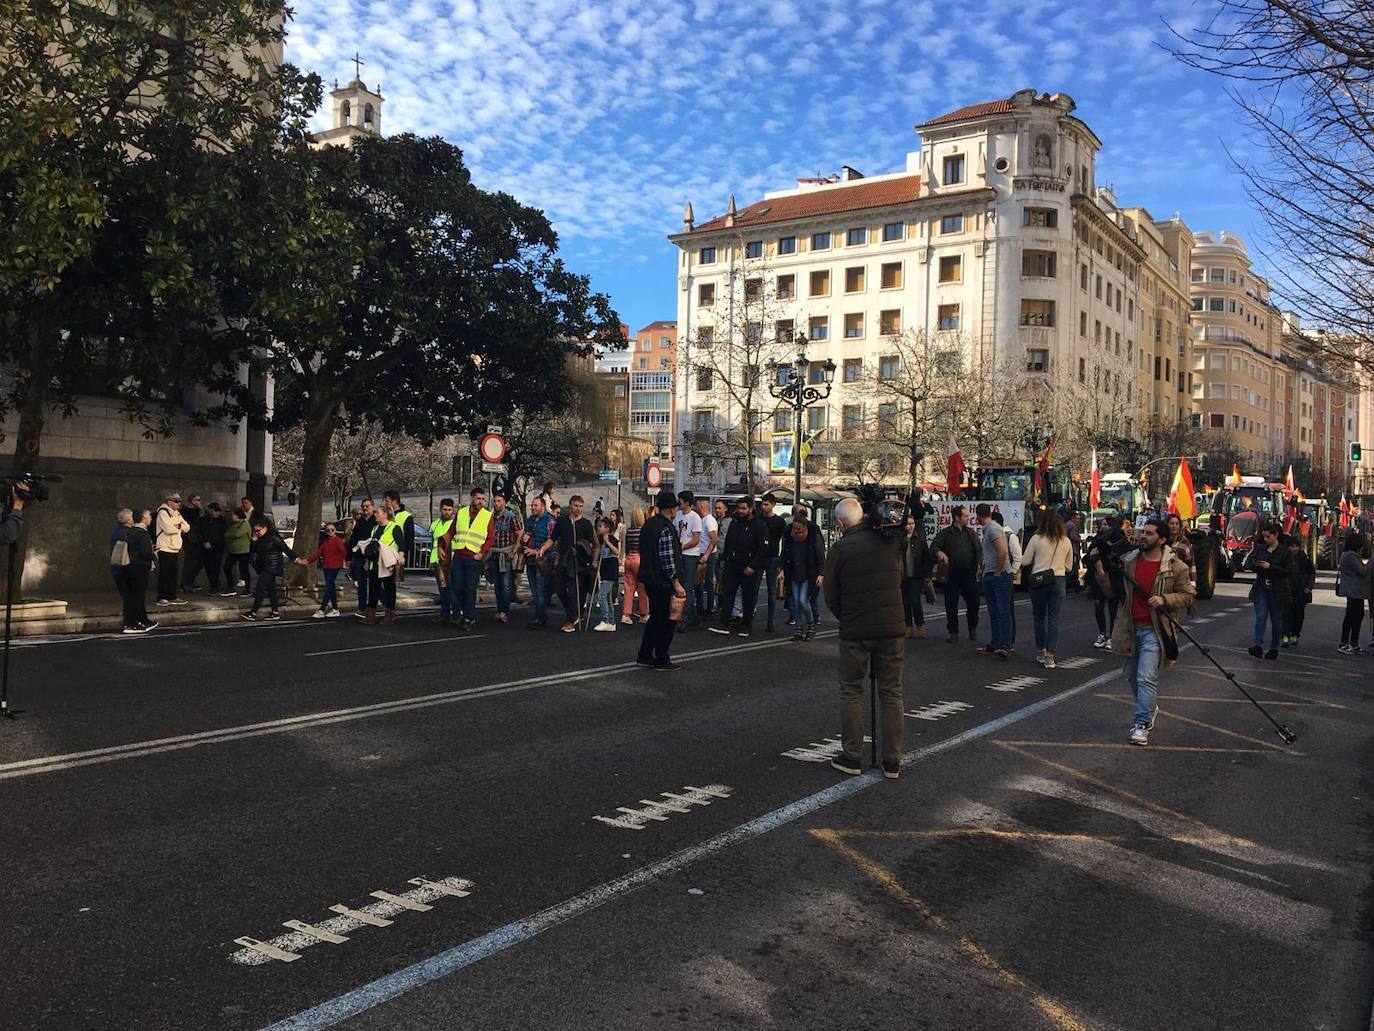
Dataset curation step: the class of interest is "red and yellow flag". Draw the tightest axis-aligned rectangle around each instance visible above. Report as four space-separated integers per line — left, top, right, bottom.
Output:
1229 463 1242 487
1168 457 1197 520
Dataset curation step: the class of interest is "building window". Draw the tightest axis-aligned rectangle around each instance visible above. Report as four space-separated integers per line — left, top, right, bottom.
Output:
844 313 865 338
882 222 904 242
811 231 831 251
774 319 794 343
1078 357 1086 383
699 246 717 264
938 303 960 331
1022 250 1056 277
844 266 866 292
1095 274 1102 299
698 326 713 346
1209 297 1225 312
698 283 715 307
943 154 965 184
778 236 796 255
1023 207 1058 228
847 227 867 246
880 262 902 289
1210 413 1225 428
1191 267 1204 282
1026 348 1049 373
1127 298 1134 320
775 409 793 432
639 357 646 369
878 403 897 436
809 315 829 340
1080 263 1088 290
879 355 901 380
842 405 864 439
941 214 964 235
938 255 962 283
843 358 863 383
807 406 828 432
1079 311 1087 337
776 273 796 299
1209 267 1225 283
879 309 901 335
744 277 761 302
1191 297 1203 311
696 367 713 392
1020 299 1055 327
809 270 830 297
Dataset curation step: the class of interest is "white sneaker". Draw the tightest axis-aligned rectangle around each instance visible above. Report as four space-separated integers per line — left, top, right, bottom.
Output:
325 608 342 618
1338 644 1352 654
1129 724 1149 746
312 609 327 619
1044 652 1056 669
155 599 172 607
1036 648 1046 665
620 614 633 625
594 621 616 632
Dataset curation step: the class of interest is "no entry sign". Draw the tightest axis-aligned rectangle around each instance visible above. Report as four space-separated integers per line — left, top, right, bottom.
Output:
478 433 506 464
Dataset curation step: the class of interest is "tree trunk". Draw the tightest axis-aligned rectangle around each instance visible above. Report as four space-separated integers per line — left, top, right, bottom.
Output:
285 403 339 589
5 321 57 599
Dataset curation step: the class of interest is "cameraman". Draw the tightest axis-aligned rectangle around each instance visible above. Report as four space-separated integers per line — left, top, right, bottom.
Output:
0 482 27 546
1093 516 1196 746
823 498 905 780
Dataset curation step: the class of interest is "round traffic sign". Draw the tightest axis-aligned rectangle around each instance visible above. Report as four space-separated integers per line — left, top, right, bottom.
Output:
646 462 662 488
479 433 506 463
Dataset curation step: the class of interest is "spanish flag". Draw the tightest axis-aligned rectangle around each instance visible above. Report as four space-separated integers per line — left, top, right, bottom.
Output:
1285 464 1295 496
1168 457 1197 520
1229 463 1242 487
799 428 824 463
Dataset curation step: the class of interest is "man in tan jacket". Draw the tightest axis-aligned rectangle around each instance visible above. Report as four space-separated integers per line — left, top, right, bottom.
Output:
154 492 191 606
1093 517 1195 746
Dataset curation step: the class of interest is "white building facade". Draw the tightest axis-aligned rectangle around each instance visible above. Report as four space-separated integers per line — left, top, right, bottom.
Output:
667 89 1146 492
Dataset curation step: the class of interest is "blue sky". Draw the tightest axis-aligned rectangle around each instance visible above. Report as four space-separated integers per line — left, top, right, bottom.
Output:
285 0 1265 333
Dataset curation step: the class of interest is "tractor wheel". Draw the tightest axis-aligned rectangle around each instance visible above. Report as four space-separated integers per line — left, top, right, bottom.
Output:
1194 545 1216 600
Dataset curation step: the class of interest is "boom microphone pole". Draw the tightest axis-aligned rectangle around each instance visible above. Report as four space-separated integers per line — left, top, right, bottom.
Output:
1112 559 1296 745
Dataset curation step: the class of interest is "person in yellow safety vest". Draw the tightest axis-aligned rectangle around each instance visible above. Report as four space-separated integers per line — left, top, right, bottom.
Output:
365 506 404 624
430 498 458 624
384 490 413 584
451 485 495 630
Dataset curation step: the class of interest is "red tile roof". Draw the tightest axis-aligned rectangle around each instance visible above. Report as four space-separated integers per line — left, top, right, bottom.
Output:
918 98 1015 127
689 175 923 234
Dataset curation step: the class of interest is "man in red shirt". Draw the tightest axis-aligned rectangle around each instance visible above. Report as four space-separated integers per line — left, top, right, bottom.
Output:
1093 517 1195 746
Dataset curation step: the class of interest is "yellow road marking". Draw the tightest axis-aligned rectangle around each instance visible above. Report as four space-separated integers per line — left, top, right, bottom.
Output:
997 740 1267 753
1096 696 1300 752
829 828 1241 847
810 828 1095 1031
1091 692 1341 709
993 742 1256 846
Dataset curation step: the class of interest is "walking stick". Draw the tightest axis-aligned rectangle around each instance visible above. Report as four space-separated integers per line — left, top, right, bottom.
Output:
869 658 878 769
583 550 601 631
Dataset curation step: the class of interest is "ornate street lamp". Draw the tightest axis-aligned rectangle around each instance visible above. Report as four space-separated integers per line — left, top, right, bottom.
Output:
769 331 835 501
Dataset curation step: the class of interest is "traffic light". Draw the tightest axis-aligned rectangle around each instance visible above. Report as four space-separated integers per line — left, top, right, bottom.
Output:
1352 442 1363 463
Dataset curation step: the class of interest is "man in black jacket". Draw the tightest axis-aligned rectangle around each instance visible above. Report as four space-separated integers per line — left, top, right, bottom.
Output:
823 498 906 779
553 495 595 632
179 494 206 591
347 498 377 615
759 494 788 631
709 495 770 638
636 490 686 670
200 502 228 594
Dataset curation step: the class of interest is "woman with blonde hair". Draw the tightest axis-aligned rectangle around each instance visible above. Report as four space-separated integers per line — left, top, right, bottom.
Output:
620 506 650 624
1022 507 1074 668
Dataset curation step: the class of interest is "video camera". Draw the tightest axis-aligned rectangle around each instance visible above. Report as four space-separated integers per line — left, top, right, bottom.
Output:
1 472 61 503
853 483 911 539
1086 524 1133 566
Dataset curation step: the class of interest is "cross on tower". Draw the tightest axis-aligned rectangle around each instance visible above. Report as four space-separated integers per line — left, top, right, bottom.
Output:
351 52 365 81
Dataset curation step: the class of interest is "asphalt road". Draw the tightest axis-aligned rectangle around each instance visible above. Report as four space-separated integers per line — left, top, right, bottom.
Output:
1 572 1370 1031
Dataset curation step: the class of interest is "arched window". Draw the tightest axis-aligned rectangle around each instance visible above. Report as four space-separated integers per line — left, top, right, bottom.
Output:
364 103 374 126
340 100 351 125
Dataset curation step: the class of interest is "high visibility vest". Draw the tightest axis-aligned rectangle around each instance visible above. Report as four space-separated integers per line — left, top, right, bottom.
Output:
430 517 454 563
454 506 492 554
372 522 401 550
392 509 413 539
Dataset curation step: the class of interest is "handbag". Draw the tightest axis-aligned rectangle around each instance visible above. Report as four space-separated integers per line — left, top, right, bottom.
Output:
110 539 130 566
1029 539 1067 590
669 593 686 621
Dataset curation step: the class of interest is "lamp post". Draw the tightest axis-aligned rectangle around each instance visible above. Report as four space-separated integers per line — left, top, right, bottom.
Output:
770 332 835 502
1021 409 1055 503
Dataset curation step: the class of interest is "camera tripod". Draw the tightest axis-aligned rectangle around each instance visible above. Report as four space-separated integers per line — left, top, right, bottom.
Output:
1111 558 1296 745
2 543 22 720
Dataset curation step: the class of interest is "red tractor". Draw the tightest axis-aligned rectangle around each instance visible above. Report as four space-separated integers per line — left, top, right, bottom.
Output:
1204 476 1289 579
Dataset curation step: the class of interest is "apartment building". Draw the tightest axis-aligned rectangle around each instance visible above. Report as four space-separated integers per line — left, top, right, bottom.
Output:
1281 316 1359 494
1120 207 1194 438
1188 231 1287 472
628 321 678 460
667 89 1145 490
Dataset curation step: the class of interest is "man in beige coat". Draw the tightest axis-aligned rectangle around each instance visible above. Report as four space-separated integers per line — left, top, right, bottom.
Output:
1093 517 1195 746
154 492 190 606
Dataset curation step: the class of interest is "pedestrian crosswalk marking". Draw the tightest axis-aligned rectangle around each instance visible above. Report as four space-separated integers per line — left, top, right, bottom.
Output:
781 736 871 763
987 675 1045 693
594 784 732 830
229 874 475 965
1054 657 1098 670
906 700 974 721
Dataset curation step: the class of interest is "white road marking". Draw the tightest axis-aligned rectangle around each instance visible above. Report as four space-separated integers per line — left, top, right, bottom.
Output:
780 736 867 762
987 675 1045 693
230 875 475 966
594 784 733 831
1054 657 1098 670
905 700 974 721
258 666 1124 1029
305 636 487 657
1 633 835 782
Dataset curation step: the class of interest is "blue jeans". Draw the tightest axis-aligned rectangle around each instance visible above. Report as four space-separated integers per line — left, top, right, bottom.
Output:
1030 579 1066 651
981 572 1013 649
433 567 458 618
596 580 615 624
526 563 548 623
451 554 482 621
1123 626 1160 728
492 561 514 614
321 568 340 610
1253 585 1282 649
789 580 815 625
680 554 700 621
698 554 718 615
